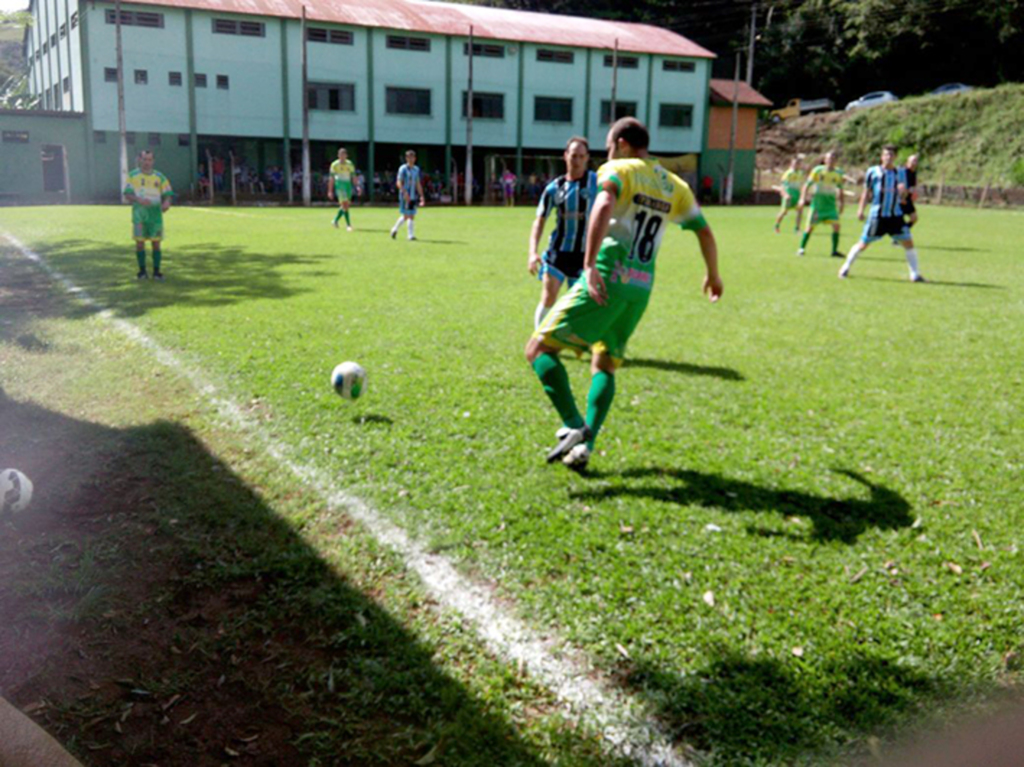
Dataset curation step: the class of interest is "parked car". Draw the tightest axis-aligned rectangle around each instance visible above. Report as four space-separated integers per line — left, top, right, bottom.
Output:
845 91 899 110
931 82 973 96
768 97 835 122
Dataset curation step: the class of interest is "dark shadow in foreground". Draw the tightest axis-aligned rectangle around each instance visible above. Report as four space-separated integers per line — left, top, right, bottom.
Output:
573 467 912 543
624 358 745 381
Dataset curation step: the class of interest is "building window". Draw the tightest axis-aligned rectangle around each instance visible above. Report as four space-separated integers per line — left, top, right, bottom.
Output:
600 100 638 124
663 60 696 73
385 86 431 115
94 130 106 143
125 132 136 145
60 22 67 39
53 84 60 107
44 90 51 109
535 96 573 123
169 71 182 86
148 133 161 146
307 82 355 112
386 35 430 52
307 27 353 45
71 11 78 28
195 73 207 88
178 134 191 147
604 54 639 69
34 50 40 61
50 33 57 47
213 18 265 37
217 74 229 90
105 9 165 28
2 130 30 143
42 41 48 54
134 69 148 85
537 49 574 64
462 91 504 119
659 103 694 128
104 67 118 82
464 42 504 58
62 76 70 93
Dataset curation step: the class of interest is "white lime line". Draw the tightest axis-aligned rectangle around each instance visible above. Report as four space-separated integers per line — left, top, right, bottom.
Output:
3 232 690 767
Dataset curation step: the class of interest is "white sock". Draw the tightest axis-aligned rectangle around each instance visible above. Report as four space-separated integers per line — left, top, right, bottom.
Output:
391 216 403 235
535 302 551 329
841 243 862 273
904 247 920 279
407 219 415 239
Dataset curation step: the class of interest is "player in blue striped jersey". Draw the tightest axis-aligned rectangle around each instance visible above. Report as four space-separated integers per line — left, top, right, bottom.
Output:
839 144 925 282
390 150 425 241
528 137 599 328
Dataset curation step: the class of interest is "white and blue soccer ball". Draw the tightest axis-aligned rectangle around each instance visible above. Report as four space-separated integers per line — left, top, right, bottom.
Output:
331 361 367 401
0 468 33 516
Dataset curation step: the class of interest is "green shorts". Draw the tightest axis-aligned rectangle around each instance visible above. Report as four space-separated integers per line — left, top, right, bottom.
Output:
782 188 801 209
132 207 164 240
334 180 353 203
533 280 649 368
809 201 839 225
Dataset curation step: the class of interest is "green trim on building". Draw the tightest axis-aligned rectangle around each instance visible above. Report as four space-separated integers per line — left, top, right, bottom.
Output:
645 54 654 126
78 0 95 196
185 9 198 186
698 61 713 183
366 27 375 201
583 48 591 138
516 42 524 178
279 17 290 199
445 36 452 185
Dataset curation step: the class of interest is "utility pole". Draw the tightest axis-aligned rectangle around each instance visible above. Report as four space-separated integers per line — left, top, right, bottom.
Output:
746 2 757 85
301 5 311 206
464 25 474 206
114 0 128 201
726 51 741 205
610 38 619 123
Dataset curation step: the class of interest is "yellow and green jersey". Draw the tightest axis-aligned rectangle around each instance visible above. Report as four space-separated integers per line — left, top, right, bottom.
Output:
806 164 843 209
597 157 705 300
124 168 172 225
781 167 806 193
330 159 355 184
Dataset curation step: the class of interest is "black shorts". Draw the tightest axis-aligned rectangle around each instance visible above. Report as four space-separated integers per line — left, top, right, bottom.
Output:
541 250 584 283
902 199 916 216
861 214 911 243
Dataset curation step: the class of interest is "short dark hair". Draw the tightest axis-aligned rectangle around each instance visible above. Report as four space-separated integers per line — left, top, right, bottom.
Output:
565 135 589 152
882 144 897 154
608 117 649 151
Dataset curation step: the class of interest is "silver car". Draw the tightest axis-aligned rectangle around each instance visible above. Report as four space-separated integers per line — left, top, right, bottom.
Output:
931 83 973 96
845 91 899 110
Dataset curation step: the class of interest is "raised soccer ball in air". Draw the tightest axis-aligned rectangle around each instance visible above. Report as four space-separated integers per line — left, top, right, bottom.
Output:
331 361 367 400
0 468 33 516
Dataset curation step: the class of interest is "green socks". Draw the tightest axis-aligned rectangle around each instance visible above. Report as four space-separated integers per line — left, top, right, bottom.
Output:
152 246 162 273
832 231 840 252
799 232 811 250
334 208 344 225
343 209 351 226
531 353 584 429
585 371 615 449
136 248 146 272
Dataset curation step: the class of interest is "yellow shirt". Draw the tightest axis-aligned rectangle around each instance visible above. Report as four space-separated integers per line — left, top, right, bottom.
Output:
330 159 355 183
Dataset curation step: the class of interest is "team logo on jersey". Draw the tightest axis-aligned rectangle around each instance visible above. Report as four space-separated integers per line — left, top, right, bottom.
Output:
632 193 671 213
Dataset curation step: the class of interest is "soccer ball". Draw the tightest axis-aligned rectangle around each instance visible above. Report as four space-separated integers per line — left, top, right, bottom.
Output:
0 468 33 516
331 361 367 400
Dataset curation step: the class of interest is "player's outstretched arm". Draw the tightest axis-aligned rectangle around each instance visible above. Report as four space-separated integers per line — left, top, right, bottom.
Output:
528 216 546 275
583 186 616 306
695 225 723 302
857 186 869 221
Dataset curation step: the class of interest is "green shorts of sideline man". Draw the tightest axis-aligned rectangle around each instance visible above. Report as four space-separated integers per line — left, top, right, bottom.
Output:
335 181 354 203
132 207 164 240
809 201 840 225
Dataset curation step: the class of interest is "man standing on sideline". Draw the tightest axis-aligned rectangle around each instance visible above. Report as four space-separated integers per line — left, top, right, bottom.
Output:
328 147 356 231
391 150 425 241
123 150 173 281
526 118 723 471
798 151 845 257
839 144 925 282
528 136 598 329
774 155 805 233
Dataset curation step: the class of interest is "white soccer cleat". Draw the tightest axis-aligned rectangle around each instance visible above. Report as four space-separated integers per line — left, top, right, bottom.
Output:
555 426 571 440
838 267 849 279
796 248 805 257
562 444 591 472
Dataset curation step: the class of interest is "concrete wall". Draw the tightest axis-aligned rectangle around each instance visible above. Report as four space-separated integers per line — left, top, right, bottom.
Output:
0 110 89 201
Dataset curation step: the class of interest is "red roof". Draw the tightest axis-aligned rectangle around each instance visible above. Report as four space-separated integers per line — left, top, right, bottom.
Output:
122 0 716 58
709 78 772 107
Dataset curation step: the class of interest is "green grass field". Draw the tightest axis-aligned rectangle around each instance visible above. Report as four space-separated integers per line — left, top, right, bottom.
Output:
2 202 1023 765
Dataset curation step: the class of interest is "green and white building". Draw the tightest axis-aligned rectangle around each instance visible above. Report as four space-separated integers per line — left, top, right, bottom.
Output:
7 0 716 201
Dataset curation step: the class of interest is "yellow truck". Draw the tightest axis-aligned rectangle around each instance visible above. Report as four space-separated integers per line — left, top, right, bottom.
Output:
768 97 835 122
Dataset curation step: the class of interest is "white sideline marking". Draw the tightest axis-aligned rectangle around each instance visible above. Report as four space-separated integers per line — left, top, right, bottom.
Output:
2 232 690 767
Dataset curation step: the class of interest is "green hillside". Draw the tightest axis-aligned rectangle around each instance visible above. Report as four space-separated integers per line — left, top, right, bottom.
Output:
833 84 1024 187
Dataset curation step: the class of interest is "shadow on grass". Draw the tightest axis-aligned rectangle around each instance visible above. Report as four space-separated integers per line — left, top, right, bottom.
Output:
30 238 327 318
845 274 1005 290
625 647 939 764
0 386 571 766
624 358 745 381
574 467 912 543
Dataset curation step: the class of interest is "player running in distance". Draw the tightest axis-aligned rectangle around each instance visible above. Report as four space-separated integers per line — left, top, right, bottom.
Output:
839 144 925 282
528 136 598 329
328 147 356 231
798 151 845 257
124 150 173 281
390 150 425 241
526 117 723 471
774 155 805 233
